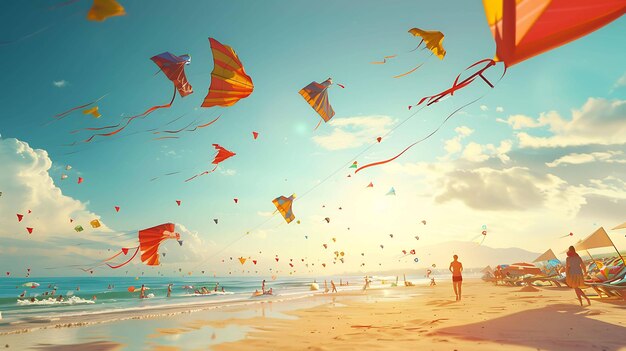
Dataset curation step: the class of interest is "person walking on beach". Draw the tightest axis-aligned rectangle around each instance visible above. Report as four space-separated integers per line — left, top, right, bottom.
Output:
330 280 337 293
565 246 591 306
449 255 463 301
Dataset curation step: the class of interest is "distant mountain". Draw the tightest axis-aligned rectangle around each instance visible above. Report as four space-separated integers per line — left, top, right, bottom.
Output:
339 241 541 276
414 240 541 268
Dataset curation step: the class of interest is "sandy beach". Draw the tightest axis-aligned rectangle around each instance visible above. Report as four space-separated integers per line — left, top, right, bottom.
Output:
2 279 625 350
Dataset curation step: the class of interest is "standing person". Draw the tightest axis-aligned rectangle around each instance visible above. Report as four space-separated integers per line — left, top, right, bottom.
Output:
140 284 146 299
167 284 172 297
449 255 463 301
261 280 266 294
330 280 337 293
565 246 591 306
214 282 219 292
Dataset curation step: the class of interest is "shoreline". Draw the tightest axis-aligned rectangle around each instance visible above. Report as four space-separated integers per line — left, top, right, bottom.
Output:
2 279 625 350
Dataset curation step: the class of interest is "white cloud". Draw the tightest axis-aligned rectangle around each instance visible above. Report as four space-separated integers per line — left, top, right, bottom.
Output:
219 168 237 176
480 105 488 111
462 142 489 162
443 126 473 156
614 73 626 90
52 80 68 88
500 98 626 148
546 151 626 167
496 106 504 113
441 126 511 164
0 137 108 239
312 115 395 150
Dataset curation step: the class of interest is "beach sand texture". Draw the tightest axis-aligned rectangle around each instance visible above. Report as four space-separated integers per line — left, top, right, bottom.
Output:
2 280 625 350
213 280 626 351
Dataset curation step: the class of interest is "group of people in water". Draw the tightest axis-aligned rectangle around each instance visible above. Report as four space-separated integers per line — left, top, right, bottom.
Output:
193 282 226 295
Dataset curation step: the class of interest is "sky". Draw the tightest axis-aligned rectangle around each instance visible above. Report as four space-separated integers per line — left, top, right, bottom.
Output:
0 0 625 277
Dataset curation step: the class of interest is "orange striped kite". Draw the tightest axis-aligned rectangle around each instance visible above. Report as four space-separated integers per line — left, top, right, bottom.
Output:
299 78 336 129
202 38 254 108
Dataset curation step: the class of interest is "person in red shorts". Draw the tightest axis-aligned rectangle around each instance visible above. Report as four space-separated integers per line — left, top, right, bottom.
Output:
449 254 464 301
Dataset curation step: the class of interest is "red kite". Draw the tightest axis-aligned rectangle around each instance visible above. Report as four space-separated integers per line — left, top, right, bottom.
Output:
185 144 236 182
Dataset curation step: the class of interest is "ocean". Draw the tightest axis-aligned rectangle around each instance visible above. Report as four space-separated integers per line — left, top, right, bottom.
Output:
0 274 441 325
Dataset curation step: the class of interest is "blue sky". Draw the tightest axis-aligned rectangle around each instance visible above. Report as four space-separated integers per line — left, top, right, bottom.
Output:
1 1 625 276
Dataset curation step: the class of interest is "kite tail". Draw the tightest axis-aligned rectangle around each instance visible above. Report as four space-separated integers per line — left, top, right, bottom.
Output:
393 51 433 79
54 94 108 119
313 119 323 131
184 165 218 182
355 96 486 174
407 39 424 53
82 87 177 143
106 247 140 269
152 115 221 140
409 58 497 108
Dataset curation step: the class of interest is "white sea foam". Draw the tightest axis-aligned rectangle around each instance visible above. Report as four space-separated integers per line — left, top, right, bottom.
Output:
17 296 95 306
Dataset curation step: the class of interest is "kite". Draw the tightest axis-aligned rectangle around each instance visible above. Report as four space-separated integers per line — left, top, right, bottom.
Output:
560 232 574 238
26 227 33 234
88 223 180 270
90 219 101 228
79 52 192 143
324 217 330 223
376 137 382 143
414 258 419 263
349 161 358 169
415 235 420 240
234 198 238 203
87 0 126 22
202 38 254 108
299 78 342 129
238 257 247 265
82 106 101 118
213 219 218 224
421 220 427 225
151 52 193 97
386 187 396 196
16 214 23 222
380 244 384 249
185 144 236 182
61 174 68 180
408 28 446 60
115 206 120 212
389 234 394 238
78 177 84 184
66 165 72 170
366 182 373 188
176 200 181 206
356 0 625 174
252 131 259 139
272 194 296 224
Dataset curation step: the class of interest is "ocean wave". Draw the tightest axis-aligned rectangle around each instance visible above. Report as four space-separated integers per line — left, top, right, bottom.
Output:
16 296 95 306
